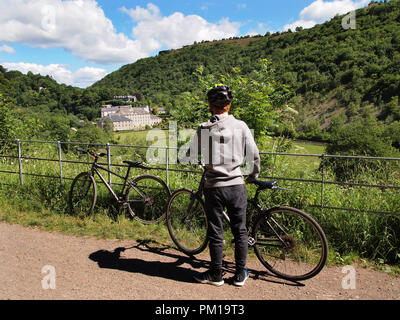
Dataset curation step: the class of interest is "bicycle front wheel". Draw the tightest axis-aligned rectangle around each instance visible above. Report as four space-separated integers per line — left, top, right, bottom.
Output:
68 172 97 216
166 189 208 256
125 175 171 224
253 207 328 281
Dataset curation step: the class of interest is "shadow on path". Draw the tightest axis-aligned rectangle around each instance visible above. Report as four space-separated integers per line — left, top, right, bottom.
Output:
89 239 304 287
88 240 208 284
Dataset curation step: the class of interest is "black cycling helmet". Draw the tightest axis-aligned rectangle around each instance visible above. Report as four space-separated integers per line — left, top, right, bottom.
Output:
207 84 233 108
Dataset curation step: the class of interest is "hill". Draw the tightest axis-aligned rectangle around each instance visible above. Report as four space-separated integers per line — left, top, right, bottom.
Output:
0 66 134 121
92 0 400 139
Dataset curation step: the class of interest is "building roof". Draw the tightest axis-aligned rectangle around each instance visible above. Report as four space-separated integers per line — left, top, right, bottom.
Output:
99 115 131 123
101 105 150 115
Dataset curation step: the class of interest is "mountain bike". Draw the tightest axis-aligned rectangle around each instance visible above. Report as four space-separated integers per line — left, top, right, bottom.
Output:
166 166 328 281
68 148 171 224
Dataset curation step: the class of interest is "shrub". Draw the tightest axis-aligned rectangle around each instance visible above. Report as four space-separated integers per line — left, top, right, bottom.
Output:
323 116 400 181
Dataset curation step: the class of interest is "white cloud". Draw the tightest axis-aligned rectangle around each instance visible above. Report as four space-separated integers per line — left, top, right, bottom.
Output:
0 0 148 65
121 3 161 22
0 0 241 66
122 3 240 52
2 62 108 88
283 0 370 31
284 19 320 32
0 45 16 54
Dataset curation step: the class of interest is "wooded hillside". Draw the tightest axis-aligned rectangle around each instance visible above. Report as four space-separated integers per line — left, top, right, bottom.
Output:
92 0 400 139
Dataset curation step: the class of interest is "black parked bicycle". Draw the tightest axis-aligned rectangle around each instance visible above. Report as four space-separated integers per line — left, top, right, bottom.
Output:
69 148 171 224
166 166 328 281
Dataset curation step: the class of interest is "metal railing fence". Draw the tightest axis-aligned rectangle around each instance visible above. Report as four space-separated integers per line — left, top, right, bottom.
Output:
0 139 399 216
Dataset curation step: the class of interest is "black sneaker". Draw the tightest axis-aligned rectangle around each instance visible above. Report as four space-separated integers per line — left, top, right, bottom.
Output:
193 270 224 287
233 268 249 287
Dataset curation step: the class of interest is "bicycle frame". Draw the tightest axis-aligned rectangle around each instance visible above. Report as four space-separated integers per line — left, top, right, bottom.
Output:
196 166 262 235
195 166 285 246
88 156 144 205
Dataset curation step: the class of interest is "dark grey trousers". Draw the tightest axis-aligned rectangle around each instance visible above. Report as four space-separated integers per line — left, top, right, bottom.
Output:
203 184 248 274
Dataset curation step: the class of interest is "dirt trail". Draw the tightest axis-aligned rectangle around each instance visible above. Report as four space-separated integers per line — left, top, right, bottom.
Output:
0 222 399 301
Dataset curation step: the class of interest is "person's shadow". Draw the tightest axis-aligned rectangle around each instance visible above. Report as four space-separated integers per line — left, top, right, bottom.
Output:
88 239 304 287
88 240 208 284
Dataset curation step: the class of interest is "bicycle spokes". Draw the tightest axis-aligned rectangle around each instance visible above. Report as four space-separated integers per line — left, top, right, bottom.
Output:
166 190 208 255
125 175 170 224
253 208 327 280
69 172 96 216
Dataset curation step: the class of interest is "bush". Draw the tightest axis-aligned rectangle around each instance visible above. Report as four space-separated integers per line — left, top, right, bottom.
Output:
323 116 400 181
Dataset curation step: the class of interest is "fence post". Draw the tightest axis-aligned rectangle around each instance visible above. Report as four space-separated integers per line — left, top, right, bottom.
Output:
321 154 325 209
165 147 169 187
58 141 63 186
17 139 23 186
106 143 112 187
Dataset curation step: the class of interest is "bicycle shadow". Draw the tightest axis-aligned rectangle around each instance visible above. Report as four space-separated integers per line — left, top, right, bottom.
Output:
88 239 304 287
88 240 208 284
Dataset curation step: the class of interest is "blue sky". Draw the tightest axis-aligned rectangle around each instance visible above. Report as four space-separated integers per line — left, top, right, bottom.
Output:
0 0 373 88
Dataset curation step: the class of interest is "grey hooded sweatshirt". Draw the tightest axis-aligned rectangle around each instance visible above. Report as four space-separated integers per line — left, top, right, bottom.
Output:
185 113 260 189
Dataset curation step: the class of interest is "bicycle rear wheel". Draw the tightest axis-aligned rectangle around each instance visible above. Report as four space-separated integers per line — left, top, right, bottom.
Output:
125 175 171 224
166 189 208 256
253 206 328 281
68 172 97 216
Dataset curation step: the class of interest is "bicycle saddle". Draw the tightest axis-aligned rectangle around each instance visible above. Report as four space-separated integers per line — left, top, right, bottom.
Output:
123 161 143 168
253 180 278 190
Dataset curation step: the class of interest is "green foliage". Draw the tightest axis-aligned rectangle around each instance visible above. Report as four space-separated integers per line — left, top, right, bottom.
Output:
385 121 400 149
0 68 122 146
170 59 293 141
381 96 400 121
323 116 400 181
0 95 17 145
169 91 207 128
299 119 328 141
224 59 293 139
72 122 112 146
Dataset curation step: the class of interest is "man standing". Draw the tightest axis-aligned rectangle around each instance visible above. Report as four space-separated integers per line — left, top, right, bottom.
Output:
188 85 260 287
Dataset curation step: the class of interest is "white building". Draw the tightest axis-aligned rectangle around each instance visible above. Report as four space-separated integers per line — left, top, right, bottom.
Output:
114 95 141 103
99 105 162 131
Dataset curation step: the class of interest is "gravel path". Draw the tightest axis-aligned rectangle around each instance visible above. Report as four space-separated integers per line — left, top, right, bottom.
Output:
0 222 399 301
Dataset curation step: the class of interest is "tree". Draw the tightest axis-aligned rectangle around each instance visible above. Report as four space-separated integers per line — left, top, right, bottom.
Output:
72 122 110 146
193 59 294 141
169 91 206 128
323 116 399 181
382 96 400 121
0 94 17 151
102 117 114 135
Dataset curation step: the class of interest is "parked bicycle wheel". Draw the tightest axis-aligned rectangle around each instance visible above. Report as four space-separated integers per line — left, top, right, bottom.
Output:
69 172 97 216
125 175 171 224
253 206 328 281
166 189 209 255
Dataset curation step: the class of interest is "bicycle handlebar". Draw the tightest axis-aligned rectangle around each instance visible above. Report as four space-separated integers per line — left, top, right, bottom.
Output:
250 180 292 191
76 148 107 158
